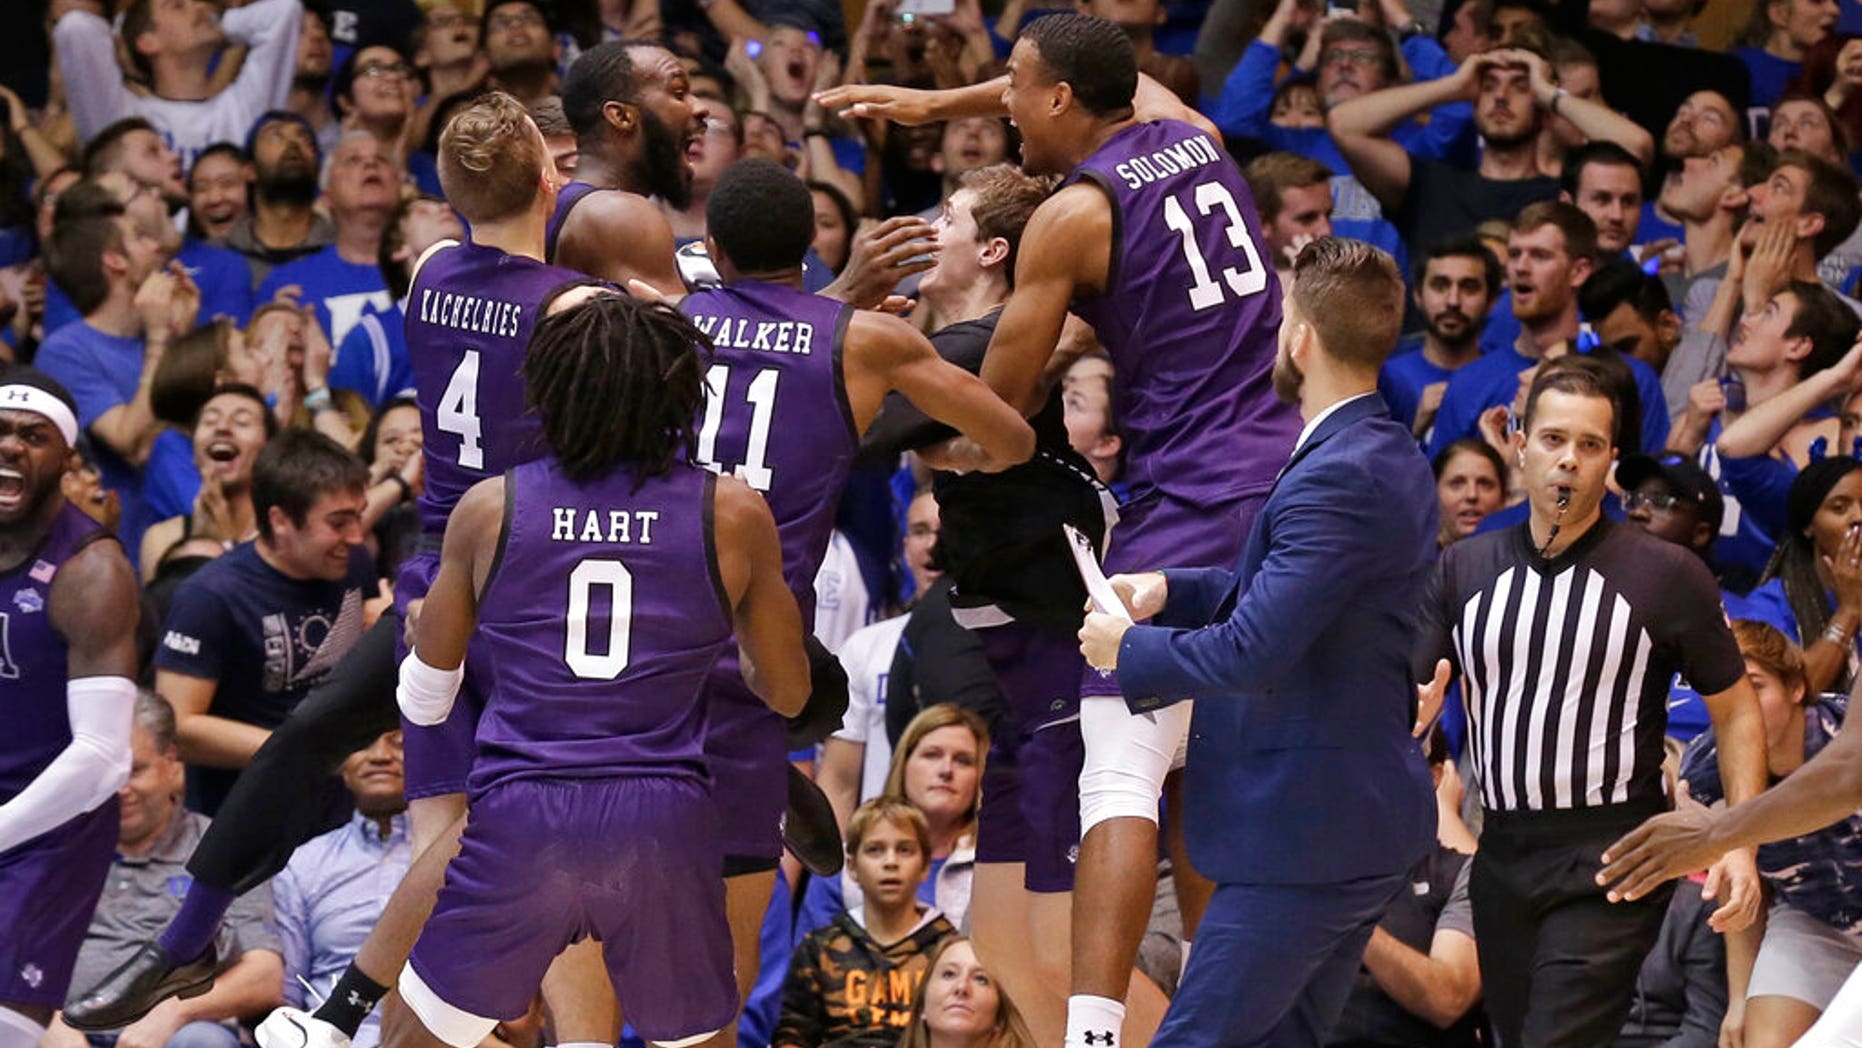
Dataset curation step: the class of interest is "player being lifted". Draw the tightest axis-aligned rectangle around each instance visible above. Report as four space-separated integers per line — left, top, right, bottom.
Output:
822 15 1299 1047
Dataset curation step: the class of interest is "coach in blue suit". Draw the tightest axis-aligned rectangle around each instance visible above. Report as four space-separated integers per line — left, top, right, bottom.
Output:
1080 238 1441 1048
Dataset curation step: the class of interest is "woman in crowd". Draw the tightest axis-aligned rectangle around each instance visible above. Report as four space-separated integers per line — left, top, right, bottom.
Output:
798 703 984 936
1738 456 1862 693
896 937 1039 1048
355 395 422 575
1432 438 1508 547
810 180 859 274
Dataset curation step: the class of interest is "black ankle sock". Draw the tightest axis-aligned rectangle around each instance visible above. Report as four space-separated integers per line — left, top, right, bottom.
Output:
310 965 389 1036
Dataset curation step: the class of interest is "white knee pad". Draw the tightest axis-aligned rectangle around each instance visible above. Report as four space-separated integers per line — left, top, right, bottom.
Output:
397 964 499 1048
1796 962 1862 1048
1078 695 1192 835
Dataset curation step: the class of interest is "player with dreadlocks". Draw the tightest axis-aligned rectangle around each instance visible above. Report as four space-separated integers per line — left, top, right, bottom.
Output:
385 289 812 1048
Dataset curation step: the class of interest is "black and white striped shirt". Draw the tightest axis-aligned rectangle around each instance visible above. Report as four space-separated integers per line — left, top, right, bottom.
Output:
1416 518 1743 814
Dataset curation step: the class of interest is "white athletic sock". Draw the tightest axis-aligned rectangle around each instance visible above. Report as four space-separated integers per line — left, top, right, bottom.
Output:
552 1041 614 1048
1065 994 1125 1048
1179 938 1193 976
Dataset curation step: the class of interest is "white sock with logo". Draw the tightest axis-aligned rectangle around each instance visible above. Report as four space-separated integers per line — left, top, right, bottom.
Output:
1065 994 1125 1048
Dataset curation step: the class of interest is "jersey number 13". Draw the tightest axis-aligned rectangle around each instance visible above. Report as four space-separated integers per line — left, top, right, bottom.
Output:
1162 180 1269 312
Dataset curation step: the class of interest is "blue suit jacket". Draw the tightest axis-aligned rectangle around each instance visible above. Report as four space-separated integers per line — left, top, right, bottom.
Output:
1117 395 1439 886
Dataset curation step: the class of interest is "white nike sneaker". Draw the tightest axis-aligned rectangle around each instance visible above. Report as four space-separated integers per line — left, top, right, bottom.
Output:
256 1007 352 1048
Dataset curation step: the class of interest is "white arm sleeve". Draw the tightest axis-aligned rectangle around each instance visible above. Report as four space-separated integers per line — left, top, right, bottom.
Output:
220 0 304 123
53 10 138 143
398 652 463 727
0 675 135 854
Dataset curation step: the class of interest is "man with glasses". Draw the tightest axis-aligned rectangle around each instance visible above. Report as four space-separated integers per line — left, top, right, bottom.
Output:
482 0 559 107
1619 451 1728 742
1209 0 1472 271
332 47 429 193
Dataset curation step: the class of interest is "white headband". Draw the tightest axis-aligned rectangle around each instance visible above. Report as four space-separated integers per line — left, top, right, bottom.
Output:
0 386 80 447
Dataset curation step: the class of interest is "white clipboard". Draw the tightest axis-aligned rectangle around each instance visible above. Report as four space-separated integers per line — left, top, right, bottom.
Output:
1063 523 1130 621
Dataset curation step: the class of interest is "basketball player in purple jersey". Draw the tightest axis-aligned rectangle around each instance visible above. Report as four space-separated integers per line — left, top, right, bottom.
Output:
0 371 141 1048
63 94 617 1047
670 158 1035 1048
824 16 1299 1047
385 290 812 1048
547 41 698 296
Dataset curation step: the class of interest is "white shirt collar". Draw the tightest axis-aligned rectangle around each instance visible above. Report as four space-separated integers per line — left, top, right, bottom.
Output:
1296 392 1377 453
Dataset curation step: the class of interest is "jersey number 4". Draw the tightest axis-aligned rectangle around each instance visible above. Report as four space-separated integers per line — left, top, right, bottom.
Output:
1162 181 1268 312
437 351 483 470
695 364 779 492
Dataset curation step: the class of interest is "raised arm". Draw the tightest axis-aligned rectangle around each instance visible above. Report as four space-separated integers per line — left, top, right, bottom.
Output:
220 0 304 122
1716 340 1862 458
713 475 810 718
0 538 138 853
816 72 1211 134
1517 48 1654 165
52 6 137 143
1327 59 1474 212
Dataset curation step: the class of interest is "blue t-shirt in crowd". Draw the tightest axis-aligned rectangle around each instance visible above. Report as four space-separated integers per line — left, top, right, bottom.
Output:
1698 418 1785 592
256 245 392 348
1427 343 1670 460
41 280 79 338
155 542 375 814
142 428 202 531
1379 335 1456 437
34 319 151 557
329 300 411 407
1478 291 1520 356
177 237 256 328
1732 47 1800 138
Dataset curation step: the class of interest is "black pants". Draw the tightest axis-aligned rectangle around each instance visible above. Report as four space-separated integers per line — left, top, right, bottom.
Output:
1470 804 1673 1048
185 613 403 894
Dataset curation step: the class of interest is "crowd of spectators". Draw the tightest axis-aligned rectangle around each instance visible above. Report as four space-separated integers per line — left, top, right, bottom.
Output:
15 0 1862 1043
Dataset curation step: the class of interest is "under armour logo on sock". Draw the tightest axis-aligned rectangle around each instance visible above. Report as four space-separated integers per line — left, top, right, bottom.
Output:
1083 1032 1115 1046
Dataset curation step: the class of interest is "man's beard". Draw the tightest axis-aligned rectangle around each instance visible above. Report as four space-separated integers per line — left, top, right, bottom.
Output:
1479 121 1537 151
1271 346 1304 404
633 106 693 210
259 162 319 207
293 72 330 93
1427 310 1475 346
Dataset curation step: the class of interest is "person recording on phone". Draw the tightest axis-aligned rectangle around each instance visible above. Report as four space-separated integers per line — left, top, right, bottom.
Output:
1410 355 1769 1048
1077 238 1439 1045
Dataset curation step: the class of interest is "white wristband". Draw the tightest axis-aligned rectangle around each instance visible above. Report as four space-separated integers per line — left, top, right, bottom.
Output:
397 651 464 727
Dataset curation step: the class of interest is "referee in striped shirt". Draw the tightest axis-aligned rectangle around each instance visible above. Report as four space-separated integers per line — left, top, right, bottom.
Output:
1413 358 1769 1047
